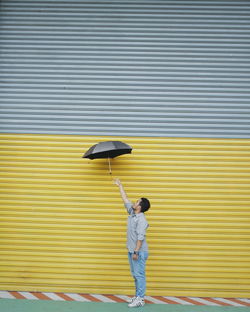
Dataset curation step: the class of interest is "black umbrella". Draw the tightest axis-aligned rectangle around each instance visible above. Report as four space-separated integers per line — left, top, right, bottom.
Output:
83 141 132 174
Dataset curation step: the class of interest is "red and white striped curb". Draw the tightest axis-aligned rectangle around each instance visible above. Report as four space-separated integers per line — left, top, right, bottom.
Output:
0 291 250 307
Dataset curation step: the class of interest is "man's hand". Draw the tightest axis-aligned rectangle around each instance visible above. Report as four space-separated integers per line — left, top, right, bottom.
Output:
132 254 138 261
114 178 122 187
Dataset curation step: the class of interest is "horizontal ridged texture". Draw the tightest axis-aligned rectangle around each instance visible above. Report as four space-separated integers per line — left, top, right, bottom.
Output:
0 133 250 297
1 0 250 138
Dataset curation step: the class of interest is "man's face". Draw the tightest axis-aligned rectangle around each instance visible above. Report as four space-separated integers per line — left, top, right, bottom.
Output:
133 199 142 211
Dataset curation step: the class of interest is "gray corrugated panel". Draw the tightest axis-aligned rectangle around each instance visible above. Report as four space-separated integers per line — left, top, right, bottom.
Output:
0 0 250 138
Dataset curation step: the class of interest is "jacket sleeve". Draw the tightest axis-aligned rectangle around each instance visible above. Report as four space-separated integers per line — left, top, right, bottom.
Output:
124 201 133 215
136 217 149 241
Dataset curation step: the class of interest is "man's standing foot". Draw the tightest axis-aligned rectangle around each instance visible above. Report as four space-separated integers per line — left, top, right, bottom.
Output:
128 297 145 307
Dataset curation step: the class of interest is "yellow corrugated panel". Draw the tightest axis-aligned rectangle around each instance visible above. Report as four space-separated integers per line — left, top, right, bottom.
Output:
0 133 250 297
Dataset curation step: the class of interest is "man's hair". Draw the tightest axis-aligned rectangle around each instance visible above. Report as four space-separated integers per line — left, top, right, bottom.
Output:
140 197 150 213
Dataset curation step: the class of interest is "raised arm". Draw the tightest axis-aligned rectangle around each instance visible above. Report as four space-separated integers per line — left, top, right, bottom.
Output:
114 178 130 204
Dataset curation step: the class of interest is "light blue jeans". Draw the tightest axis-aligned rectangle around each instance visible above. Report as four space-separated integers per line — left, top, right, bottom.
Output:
128 251 148 298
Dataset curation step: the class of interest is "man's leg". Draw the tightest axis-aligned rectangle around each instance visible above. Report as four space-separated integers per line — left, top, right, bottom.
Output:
128 252 137 296
132 252 148 298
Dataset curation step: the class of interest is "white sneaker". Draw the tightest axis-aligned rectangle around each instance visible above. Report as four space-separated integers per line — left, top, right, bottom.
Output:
127 296 136 304
128 297 145 308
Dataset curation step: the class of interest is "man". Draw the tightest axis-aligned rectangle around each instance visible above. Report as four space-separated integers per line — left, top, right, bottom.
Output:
114 178 150 308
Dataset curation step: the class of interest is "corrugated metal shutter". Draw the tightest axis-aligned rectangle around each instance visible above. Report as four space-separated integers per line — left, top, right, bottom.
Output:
1 0 250 138
0 0 250 298
0 133 250 297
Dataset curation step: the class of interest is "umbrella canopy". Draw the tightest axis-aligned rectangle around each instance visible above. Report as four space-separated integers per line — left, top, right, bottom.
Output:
83 141 132 175
83 141 132 160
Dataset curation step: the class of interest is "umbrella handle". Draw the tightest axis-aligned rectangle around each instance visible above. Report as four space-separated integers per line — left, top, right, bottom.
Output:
108 157 112 175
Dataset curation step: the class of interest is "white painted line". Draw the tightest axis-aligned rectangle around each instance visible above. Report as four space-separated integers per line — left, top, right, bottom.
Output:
212 297 245 307
145 296 167 304
64 293 90 302
164 296 194 305
238 298 250 304
114 294 132 302
90 294 116 303
189 297 220 306
42 292 65 301
0 291 15 299
18 292 38 300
